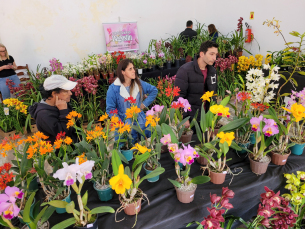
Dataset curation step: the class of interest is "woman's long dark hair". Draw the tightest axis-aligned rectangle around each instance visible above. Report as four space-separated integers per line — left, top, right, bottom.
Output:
208 24 217 35
116 59 143 101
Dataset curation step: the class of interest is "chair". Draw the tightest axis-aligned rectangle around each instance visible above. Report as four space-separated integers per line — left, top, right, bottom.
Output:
16 64 30 82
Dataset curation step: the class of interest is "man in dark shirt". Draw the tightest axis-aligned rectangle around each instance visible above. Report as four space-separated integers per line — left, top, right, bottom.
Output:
179 20 197 43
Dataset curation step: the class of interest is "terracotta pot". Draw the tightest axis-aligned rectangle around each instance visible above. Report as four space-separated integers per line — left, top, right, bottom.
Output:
123 197 142 215
102 73 108 79
209 170 226 184
249 155 270 175
161 145 168 153
271 150 291 165
196 155 208 165
174 186 197 203
108 72 115 84
179 131 193 144
94 73 100 80
237 50 243 57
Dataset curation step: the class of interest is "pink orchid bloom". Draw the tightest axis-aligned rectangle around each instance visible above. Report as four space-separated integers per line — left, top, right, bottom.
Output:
210 193 221 204
0 186 23 219
160 134 171 145
177 97 191 112
152 105 164 113
168 143 178 153
250 115 263 131
174 144 197 166
146 109 155 116
263 118 279 137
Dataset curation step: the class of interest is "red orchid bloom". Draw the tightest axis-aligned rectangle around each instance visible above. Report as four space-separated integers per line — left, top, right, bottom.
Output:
124 96 136 104
110 109 118 114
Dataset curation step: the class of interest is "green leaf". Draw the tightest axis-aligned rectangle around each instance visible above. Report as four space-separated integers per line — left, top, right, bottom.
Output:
51 217 76 229
42 200 68 208
200 103 207 132
193 120 203 143
220 96 230 106
219 118 249 132
168 178 181 188
111 149 122 176
133 163 142 180
298 71 305 76
280 74 287 81
117 150 128 164
132 152 150 171
124 166 132 180
177 116 190 130
230 141 242 151
291 78 298 87
65 201 75 214
32 200 41 218
90 206 115 214
82 191 88 207
137 167 165 188
0 217 9 227
204 142 220 154
23 192 36 223
41 206 55 224
191 176 210 184
34 206 47 225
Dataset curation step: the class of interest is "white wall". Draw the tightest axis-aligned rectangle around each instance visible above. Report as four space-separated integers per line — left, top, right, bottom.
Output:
1 0 305 71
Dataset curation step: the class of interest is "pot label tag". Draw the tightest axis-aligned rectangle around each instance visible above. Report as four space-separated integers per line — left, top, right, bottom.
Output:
4 108 9 115
282 159 286 162
223 171 227 174
211 75 216 84
190 194 194 198
87 224 93 228
136 205 140 209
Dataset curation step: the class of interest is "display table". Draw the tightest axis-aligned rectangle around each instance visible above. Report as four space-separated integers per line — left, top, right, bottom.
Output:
45 135 305 229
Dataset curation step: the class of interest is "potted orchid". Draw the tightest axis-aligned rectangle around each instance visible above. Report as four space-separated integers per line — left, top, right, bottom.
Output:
161 123 210 203
110 149 165 227
248 116 279 174
43 158 115 229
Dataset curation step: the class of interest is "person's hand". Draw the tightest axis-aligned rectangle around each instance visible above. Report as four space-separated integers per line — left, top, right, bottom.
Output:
3 65 10 69
140 103 146 110
55 96 67 110
184 120 190 129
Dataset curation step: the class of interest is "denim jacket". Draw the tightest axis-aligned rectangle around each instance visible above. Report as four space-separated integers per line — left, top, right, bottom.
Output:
106 78 158 127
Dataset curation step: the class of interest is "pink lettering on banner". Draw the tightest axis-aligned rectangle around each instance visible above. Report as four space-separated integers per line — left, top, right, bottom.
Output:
103 22 139 52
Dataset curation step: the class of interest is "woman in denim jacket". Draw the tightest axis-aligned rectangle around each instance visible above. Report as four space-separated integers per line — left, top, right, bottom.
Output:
106 59 158 143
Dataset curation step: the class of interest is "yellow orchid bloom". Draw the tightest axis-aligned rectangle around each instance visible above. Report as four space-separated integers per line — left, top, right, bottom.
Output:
297 171 305 180
282 103 305 122
217 132 235 146
131 143 151 154
200 91 214 102
109 164 132 194
291 193 304 205
282 193 292 201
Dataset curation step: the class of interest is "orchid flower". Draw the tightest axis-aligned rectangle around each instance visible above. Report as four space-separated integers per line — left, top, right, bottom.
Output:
0 187 23 219
250 115 263 131
152 104 164 113
160 134 171 145
263 118 279 137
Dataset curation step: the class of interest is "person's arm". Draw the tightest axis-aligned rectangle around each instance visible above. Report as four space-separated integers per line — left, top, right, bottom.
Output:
106 85 118 117
11 62 17 70
0 65 10 71
141 80 158 108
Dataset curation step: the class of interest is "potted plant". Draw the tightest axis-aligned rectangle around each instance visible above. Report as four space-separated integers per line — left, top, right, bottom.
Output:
186 187 236 228
110 149 164 227
248 116 279 174
267 107 295 165
44 158 115 229
160 123 210 203
98 54 109 79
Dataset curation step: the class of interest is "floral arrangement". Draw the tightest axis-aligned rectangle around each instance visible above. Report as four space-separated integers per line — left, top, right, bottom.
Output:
156 75 179 107
49 58 63 74
237 54 264 73
62 62 85 78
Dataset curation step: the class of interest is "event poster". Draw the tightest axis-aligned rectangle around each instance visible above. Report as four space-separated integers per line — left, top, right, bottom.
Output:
103 22 139 52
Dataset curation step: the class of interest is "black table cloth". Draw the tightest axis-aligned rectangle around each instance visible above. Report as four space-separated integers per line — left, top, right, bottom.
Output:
44 134 305 229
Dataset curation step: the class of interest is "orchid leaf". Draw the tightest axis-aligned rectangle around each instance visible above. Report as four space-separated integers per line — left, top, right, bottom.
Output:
191 176 210 184
90 206 115 214
52 217 76 229
168 178 181 188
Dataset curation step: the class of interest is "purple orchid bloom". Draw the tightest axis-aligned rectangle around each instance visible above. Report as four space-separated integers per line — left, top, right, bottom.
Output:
158 52 165 58
174 144 198 166
143 59 147 64
0 186 23 219
250 116 263 132
177 97 191 112
160 134 171 145
263 118 279 137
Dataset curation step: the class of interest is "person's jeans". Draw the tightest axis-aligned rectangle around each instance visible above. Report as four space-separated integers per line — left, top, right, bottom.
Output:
0 74 21 100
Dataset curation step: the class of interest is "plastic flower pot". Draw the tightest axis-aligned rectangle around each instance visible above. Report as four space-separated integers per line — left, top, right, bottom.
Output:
120 149 133 161
174 186 197 203
179 131 193 144
209 170 226 184
120 192 143 216
28 177 38 191
178 162 184 170
196 155 208 165
249 133 256 144
236 141 250 154
161 145 168 153
175 59 180 68
249 155 270 175
166 62 171 69
93 183 113 202
290 142 305 155
270 150 291 166
55 190 72 214
75 214 98 229
143 163 161 183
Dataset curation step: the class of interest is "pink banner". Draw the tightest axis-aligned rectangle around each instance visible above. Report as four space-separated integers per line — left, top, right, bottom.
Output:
103 22 139 52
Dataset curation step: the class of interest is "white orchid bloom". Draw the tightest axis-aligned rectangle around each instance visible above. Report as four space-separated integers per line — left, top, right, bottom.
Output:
263 64 271 70
53 162 81 186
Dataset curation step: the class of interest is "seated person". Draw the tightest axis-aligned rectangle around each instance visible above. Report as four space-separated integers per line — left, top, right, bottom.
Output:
179 20 197 43
208 24 218 42
29 75 78 144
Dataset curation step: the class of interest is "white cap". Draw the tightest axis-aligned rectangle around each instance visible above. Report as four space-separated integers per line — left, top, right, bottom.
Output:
43 75 77 91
